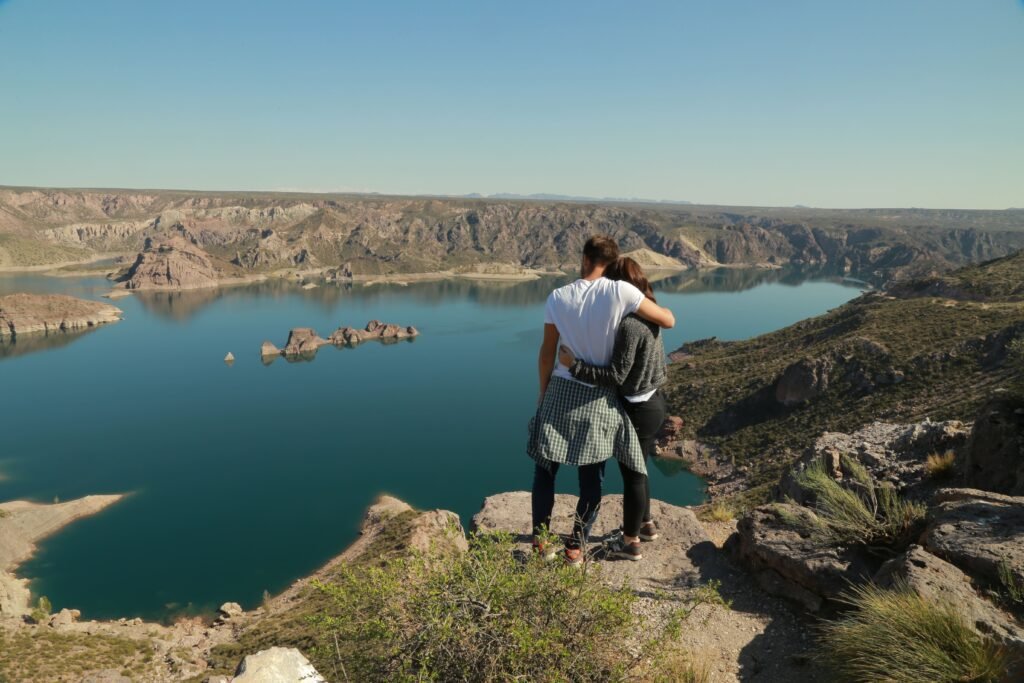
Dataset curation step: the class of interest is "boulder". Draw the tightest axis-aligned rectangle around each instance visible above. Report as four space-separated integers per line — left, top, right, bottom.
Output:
964 397 1024 495
775 357 832 407
47 607 81 628
0 293 123 338
233 647 326 682
874 545 1024 670
725 503 873 611
657 415 685 445
923 488 1024 588
281 328 328 357
259 341 280 357
124 236 221 290
217 601 243 620
224 352 235 363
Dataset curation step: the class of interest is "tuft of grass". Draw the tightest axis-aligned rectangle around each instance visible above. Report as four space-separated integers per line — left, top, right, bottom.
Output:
925 451 957 479
790 456 926 550
703 501 734 522
820 582 1008 683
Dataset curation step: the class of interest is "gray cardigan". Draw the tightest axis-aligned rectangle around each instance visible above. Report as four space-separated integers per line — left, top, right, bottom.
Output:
570 313 667 398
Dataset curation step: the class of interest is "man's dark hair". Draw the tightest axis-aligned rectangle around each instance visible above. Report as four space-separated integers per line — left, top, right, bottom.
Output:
582 235 620 267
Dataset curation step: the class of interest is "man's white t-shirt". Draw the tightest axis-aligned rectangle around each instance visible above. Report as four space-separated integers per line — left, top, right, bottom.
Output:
544 278 646 384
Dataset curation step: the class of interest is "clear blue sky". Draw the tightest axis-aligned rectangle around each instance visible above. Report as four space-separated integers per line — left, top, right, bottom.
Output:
1 1 1021 208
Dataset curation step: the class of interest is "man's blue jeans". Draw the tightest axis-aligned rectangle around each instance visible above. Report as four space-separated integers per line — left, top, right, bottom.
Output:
531 461 606 549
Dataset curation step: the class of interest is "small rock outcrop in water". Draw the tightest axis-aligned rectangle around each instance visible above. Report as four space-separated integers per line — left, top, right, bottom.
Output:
260 340 280 357
0 293 122 338
328 319 419 345
123 237 221 290
262 321 419 362
224 352 235 364
281 327 329 357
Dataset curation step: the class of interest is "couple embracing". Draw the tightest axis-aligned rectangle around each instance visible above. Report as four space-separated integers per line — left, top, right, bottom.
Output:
528 235 675 564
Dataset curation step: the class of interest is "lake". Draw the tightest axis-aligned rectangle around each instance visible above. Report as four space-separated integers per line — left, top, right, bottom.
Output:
0 267 864 621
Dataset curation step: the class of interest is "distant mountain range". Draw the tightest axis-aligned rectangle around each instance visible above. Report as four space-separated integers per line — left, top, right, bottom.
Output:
453 192 694 205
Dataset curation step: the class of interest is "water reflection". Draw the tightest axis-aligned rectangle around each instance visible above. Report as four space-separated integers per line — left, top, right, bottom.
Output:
132 265 867 321
0 328 102 361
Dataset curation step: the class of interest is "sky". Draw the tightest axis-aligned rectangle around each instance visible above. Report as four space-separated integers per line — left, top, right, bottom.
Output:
0 1 1022 209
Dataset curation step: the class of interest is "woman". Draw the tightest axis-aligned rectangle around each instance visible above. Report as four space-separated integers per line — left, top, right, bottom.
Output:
558 256 668 561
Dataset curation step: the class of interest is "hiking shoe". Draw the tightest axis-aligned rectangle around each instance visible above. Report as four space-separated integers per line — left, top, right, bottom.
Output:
608 537 643 561
639 521 659 542
563 546 585 566
532 538 558 562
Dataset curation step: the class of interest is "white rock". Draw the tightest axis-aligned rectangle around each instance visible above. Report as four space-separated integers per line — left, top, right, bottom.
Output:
217 601 243 619
233 647 326 682
224 352 235 363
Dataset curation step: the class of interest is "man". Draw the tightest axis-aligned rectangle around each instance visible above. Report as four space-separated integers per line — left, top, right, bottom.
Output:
528 235 675 564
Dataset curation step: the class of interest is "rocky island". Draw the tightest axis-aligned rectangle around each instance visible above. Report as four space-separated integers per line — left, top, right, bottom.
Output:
0 293 123 339
261 320 419 361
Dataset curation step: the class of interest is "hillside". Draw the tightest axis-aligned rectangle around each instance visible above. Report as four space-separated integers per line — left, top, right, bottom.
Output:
665 252 1024 506
2 187 1023 281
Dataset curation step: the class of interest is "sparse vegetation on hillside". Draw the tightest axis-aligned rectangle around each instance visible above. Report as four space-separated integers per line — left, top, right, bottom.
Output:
308 531 715 682
819 583 1008 683
0 628 154 682
0 234 88 267
666 253 1024 509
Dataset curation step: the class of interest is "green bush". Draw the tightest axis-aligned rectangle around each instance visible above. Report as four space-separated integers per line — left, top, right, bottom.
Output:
29 596 52 625
791 456 925 551
820 582 1008 683
309 531 680 682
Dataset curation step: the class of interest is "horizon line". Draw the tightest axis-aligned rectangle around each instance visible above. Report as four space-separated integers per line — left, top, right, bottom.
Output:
0 183 1020 214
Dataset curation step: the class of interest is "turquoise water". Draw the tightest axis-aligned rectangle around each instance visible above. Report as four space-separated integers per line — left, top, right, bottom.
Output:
0 268 863 621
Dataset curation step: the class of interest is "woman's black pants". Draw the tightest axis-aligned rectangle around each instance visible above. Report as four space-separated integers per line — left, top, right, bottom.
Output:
619 390 667 537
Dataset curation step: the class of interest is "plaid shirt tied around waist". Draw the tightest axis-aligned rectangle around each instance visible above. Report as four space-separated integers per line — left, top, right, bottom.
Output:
527 376 647 475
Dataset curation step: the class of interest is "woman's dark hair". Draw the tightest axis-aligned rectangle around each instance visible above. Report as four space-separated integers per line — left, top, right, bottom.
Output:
605 256 656 303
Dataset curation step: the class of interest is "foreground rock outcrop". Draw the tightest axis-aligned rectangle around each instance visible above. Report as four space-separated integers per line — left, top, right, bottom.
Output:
777 419 969 504
0 495 125 616
727 418 1024 678
231 647 326 683
0 293 122 339
473 492 828 682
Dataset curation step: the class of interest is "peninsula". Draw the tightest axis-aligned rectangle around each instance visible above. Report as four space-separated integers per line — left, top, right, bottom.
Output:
0 293 123 339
